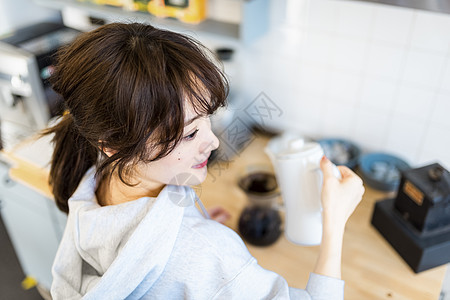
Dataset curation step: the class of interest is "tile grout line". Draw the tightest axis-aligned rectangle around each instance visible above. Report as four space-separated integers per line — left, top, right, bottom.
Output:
378 9 417 152
349 3 377 144
413 39 450 163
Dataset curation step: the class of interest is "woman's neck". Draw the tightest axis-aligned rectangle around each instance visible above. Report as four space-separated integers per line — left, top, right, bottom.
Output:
96 171 165 206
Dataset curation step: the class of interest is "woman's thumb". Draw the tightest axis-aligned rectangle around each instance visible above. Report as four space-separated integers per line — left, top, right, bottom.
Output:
320 156 335 179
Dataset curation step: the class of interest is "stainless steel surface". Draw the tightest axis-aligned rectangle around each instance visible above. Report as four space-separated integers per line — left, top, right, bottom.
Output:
350 0 450 14
0 42 50 150
0 23 79 150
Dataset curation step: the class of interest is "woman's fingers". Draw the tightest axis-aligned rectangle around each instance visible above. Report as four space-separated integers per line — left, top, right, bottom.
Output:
337 166 364 187
207 206 231 224
320 159 365 228
337 165 356 179
320 156 336 179
214 214 230 224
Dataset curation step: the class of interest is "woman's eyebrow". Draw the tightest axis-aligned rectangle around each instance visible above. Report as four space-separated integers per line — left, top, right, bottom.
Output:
184 115 203 126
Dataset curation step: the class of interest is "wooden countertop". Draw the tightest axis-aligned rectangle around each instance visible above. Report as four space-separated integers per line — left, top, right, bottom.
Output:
200 136 447 300
1 136 53 199
2 135 447 299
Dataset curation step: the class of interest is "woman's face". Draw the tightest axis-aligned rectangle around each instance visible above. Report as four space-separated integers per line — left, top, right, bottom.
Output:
135 104 220 189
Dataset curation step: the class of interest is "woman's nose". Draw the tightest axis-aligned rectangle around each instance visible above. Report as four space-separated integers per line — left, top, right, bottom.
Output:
199 131 219 154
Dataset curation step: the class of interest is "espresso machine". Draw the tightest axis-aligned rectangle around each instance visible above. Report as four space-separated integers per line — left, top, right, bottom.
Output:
0 22 79 150
372 163 450 272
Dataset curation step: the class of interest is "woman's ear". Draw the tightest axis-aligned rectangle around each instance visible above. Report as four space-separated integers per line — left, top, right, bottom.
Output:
102 148 117 157
99 141 117 157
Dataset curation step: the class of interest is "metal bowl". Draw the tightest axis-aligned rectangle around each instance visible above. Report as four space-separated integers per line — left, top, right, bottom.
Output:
318 138 361 170
359 153 411 192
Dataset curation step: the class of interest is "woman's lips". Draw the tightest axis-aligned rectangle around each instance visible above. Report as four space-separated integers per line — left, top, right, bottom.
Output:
192 158 209 169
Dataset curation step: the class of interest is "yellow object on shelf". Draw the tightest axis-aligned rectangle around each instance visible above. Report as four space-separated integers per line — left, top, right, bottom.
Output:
147 0 206 24
77 0 126 7
76 0 206 24
129 0 150 12
21 276 37 290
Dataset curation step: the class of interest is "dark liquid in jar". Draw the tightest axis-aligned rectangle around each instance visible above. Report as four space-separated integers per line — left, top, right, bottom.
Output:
238 207 282 246
238 172 281 246
239 172 277 194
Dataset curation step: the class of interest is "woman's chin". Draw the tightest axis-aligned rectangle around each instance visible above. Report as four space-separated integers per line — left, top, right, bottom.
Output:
192 167 208 184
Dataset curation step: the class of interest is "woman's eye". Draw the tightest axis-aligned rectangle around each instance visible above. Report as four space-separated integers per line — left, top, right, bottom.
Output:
184 129 199 141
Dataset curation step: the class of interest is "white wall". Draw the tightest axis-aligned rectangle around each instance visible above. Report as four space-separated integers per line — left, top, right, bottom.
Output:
237 0 450 169
0 0 61 35
2 0 448 169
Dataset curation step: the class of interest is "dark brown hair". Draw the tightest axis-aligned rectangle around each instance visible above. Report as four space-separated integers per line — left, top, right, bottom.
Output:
43 22 228 213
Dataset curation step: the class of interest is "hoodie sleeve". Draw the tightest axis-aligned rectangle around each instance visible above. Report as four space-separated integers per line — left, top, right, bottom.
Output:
211 258 344 300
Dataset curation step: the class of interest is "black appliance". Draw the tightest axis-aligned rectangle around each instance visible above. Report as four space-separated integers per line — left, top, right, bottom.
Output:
372 163 450 272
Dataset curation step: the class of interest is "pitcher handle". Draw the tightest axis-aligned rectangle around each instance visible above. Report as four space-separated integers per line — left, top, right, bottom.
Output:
312 162 342 182
312 163 342 206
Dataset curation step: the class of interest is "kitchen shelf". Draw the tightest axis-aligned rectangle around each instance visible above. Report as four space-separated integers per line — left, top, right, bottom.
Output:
34 0 269 43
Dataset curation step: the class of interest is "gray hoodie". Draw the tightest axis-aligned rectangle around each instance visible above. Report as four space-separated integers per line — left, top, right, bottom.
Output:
51 168 344 299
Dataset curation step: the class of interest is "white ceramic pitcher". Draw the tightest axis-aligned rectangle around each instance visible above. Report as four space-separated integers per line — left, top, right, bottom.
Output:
265 132 341 246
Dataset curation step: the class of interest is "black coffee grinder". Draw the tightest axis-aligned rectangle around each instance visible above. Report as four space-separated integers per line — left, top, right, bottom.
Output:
371 163 450 272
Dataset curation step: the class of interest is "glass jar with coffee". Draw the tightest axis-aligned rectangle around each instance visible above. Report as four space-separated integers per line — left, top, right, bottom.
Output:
237 169 282 246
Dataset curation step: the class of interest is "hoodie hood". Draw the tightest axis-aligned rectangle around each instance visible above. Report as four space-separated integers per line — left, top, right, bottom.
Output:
51 167 195 299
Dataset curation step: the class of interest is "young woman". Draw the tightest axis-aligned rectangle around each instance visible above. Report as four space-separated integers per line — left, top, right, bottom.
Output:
45 22 364 299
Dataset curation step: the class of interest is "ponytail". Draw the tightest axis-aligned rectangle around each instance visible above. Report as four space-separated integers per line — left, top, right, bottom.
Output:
42 114 98 213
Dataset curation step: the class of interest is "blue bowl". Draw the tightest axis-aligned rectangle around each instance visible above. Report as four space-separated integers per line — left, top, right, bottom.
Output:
318 138 361 170
359 153 411 192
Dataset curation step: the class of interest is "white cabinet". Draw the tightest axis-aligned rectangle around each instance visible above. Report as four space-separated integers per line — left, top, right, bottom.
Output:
0 159 66 291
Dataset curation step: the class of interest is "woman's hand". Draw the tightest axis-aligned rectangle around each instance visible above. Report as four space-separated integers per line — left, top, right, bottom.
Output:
313 156 365 279
320 156 365 230
208 206 231 224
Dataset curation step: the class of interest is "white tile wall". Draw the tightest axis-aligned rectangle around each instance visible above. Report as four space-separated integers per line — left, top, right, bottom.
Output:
284 92 325 136
402 50 446 89
327 70 361 105
239 0 450 169
321 101 357 139
419 122 450 167
300 32 334 66
335 1 374 39
393 84 436 122
384 114 427 159
366 43 405 80
371 5 414 46
296 64 331 96
431 92 450 128
353 106 390 150
307 0 338 32
330 37 368 73
359 77 397 111
440 61 450 93
411 11 450 53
